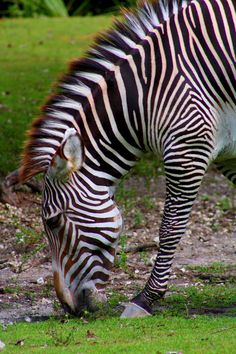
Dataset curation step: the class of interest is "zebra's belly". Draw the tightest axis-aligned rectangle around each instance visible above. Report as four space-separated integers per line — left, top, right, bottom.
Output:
213 103 236 162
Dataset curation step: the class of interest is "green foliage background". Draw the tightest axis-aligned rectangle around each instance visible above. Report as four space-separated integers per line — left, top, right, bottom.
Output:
1 0 138 18
0 16 113 175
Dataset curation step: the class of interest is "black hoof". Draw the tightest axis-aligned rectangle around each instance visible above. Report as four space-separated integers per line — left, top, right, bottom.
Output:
131 292 152 315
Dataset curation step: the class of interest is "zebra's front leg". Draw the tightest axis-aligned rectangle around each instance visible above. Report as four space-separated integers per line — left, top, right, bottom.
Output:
121 157 210 318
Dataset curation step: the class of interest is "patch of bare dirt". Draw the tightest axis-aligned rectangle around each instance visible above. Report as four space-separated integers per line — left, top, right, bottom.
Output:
0 168 235 323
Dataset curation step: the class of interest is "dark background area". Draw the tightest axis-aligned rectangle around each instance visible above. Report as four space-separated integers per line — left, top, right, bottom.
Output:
0 0 137 17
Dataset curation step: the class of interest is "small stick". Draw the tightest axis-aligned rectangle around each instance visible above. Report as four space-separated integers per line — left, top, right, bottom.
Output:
117 242 158 254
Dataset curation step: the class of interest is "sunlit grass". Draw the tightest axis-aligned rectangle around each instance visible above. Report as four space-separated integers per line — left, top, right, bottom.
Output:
1 315 236 353
1 279 236 353
0 16 113 175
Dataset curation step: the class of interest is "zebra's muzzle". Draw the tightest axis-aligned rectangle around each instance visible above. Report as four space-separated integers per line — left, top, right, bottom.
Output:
72 287 107 315
53 267 109 315
54 273 107 316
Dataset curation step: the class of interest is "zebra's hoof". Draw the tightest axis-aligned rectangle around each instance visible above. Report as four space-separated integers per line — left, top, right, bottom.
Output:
120 302 152 318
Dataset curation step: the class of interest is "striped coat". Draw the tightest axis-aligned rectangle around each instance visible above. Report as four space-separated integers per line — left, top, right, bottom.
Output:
16 0 235 317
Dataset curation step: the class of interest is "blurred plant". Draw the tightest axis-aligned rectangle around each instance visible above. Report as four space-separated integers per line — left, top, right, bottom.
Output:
143 195 155 209
201 193 210 201
116 178 137 213
115 234 128 271
133 209 144 228
216 196 232 212
139 250 149 265
2 0 139 18
47 326 76 346
43 0 68 16
133 153 164 178
65 0 137 16
112 0 137 11
4 0 68 18
211 223 220 232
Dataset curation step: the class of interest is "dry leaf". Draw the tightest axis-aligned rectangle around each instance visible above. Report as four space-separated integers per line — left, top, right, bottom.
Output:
86 330 96 339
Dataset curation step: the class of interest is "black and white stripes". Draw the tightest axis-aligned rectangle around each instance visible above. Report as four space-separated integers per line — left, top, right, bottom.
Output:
19 0 235 315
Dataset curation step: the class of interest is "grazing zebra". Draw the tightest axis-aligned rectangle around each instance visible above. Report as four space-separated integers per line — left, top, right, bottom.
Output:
15 0 235 317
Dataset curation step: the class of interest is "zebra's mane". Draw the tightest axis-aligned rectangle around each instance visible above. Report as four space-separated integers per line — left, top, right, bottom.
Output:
20 0 190 182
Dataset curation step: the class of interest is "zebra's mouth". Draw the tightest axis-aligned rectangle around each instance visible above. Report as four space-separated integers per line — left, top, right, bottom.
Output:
60 287 107 316
76 288 107 315
54 271 108 316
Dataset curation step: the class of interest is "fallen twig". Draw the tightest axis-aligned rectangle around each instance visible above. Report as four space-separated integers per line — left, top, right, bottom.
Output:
117 241 158 254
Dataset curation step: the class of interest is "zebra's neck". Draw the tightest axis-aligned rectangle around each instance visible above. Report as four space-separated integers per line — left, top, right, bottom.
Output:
19 0 200 182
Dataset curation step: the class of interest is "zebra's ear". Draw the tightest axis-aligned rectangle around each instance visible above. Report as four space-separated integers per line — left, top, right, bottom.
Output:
47 128 84 181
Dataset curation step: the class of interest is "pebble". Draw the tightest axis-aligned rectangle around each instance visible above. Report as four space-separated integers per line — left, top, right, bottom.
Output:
37 277 44 285
170 274 177 279
25 317 32 323
0 340 5 351
148 255 156 266
153 236 159 244
41 298 52 305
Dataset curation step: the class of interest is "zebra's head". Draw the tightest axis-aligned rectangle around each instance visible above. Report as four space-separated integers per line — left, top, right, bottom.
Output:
42 128 123 315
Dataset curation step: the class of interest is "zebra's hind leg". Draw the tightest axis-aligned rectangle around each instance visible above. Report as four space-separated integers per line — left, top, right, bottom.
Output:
121 153 211 318
215 159 236 211
215 159 236 186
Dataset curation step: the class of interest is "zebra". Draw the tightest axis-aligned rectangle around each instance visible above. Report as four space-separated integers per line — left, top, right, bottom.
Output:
12 0 235 317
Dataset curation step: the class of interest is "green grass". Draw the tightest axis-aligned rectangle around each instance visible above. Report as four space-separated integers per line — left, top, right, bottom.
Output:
164 284 236 315
1 280 236 353
0 16 113 175
0 17 164 177
187 262 235 274
1 315 236 353
1 16 236 354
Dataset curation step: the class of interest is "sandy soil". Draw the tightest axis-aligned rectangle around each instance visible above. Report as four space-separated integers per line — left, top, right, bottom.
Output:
0 168 235 323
